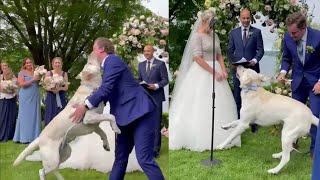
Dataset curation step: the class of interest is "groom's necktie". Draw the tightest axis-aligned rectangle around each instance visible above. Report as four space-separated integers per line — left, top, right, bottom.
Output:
243 28 248 45
146 60 151 75
297 39 304 65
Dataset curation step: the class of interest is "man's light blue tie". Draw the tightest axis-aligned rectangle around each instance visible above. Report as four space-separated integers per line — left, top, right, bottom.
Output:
297 39 304 65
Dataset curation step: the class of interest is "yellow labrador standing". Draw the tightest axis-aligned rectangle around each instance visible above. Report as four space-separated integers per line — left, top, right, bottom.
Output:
216 66 318 174
13 53 121 180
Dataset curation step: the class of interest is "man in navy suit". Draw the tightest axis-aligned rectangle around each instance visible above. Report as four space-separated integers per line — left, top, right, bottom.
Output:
138 45 168 158
227 8 264 132
277 12 320 158
71 38 164 180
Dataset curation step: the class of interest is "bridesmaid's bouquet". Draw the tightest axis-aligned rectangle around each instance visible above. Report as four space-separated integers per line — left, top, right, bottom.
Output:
41 74 69 91
34 65 47 77
1 80 18 94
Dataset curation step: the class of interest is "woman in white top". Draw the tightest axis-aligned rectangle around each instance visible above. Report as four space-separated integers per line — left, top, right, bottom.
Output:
0 62 18 142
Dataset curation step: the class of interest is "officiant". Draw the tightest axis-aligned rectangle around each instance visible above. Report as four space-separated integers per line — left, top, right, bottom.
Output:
227 8 264 132
138 44 169 158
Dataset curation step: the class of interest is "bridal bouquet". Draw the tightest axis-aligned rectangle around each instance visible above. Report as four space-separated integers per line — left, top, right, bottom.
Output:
1 80 18 94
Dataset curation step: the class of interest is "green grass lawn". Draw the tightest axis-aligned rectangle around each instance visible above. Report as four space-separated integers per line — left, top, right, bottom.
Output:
0 137 168 180
169 127 313 180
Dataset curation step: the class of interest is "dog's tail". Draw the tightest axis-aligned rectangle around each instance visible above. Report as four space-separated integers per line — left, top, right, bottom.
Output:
13 138 39 166
311 115 319 126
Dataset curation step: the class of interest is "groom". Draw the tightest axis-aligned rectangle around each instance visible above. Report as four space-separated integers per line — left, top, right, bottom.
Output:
277 12 320 158
71 37 164 180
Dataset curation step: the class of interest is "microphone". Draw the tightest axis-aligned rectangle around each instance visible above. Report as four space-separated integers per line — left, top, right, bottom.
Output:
209 18 217 30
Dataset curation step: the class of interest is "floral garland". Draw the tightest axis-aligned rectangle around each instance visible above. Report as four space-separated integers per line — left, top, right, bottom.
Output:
112 14 169 66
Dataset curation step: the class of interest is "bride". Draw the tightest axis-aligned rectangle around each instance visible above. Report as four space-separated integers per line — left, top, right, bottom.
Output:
169 9 241 152
27 104 141 173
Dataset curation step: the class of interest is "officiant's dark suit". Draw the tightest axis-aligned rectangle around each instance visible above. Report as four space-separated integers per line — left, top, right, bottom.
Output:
227 9 264 124
138 45 168 158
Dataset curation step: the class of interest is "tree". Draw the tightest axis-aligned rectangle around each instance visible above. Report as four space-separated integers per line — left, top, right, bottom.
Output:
0 0 147 70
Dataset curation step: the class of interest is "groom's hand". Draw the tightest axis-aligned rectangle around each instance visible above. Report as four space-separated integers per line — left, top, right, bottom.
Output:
70 104 87 123
147 84 157 90
313 82 320 95
277 73 286 84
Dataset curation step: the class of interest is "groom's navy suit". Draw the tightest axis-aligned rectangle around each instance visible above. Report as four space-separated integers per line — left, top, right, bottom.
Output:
138 58 169 157
281 27 320 153
227 26 264 118
87 54 164 180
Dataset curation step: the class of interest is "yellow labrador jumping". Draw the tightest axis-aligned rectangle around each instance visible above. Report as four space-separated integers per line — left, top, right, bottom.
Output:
216 66 318 174
13 53 121 180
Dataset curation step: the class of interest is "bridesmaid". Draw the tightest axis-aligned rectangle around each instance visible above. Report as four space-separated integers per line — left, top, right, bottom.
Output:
44 57 68 126
0 62 17 142
13 58 41 143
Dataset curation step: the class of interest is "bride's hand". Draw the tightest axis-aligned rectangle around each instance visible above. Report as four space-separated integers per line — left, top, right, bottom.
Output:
215 72 224 82
222 70 228 80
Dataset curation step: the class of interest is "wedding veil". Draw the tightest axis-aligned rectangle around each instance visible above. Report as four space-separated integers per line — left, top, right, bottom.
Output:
170 13 202 104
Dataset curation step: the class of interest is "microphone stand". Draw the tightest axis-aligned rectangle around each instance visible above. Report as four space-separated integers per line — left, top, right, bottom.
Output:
201 18 222 166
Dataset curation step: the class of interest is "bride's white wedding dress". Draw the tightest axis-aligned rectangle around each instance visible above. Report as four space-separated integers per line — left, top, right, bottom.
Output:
169 32 241 152
27 105 141 173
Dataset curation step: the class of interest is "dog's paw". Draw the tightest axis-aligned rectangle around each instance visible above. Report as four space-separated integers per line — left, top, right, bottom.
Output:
267 168 279 175
215 144 226 150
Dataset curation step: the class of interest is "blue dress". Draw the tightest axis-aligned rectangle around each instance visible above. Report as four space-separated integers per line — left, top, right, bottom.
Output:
13 71 41 143
44 71 67 126
0 76 17 142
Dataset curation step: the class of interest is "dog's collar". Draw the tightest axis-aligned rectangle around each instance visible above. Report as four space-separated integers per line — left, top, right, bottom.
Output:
80 83 98 92
241 85 260 93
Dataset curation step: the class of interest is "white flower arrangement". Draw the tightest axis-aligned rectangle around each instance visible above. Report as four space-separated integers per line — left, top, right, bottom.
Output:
112 13 169 63
41 74 69 91
1 80 18 94
34 65 47 77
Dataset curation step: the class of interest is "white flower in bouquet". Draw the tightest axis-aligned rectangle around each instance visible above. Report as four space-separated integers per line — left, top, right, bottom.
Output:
137 43 142 48
220 29 227 35
119 41 126 46
146 17 152 23
129 17 135 22
139 23 146 29
124 22 130 28
133 19 140 26
128 35 134 42
144 28 150 35
133 29 141 36
140 15 145 20
132 38 139 45
1 80 18 94
282 90 288 95
275 87 282 94
112 34 117 38
34 65 47 77
219 3 226 9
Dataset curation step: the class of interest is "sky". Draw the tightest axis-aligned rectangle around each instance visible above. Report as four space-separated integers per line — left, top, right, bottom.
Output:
141 0 168 18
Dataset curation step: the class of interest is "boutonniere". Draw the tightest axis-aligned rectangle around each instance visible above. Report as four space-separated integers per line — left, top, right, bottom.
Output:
248 32 253 37
151 64 157 69
306 45 315 53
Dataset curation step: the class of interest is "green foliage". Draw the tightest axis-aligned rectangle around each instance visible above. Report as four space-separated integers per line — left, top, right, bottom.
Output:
162 112 169 128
